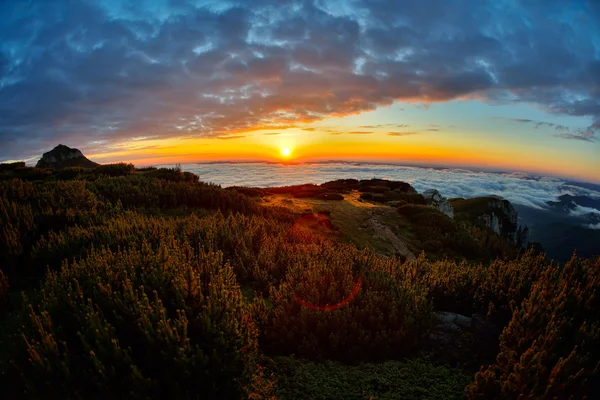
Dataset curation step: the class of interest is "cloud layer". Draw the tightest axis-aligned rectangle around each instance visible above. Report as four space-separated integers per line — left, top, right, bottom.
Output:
176 161 600 210
1 0 599 159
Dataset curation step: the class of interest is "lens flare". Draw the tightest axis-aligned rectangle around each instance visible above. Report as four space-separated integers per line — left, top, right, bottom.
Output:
295 276 363 311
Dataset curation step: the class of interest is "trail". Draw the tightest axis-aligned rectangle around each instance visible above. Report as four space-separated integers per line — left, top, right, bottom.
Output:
368 212 416 260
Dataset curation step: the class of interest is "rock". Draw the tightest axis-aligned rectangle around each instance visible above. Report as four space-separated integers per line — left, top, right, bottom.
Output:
422 189 454 218
428 312 473 343
516 225 530 249
434 311 473 330
36 144 99 169
477 198 528 246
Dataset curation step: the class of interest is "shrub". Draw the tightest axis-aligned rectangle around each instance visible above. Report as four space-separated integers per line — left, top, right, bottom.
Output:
270 356 472 400
233 187 266 198
54 166 85 180
0 162 26 172
316 192 344 200
0 270 8 314
14 167 52 181
264 245 432 363
143 167 199 183
358 185 389 193
93 163 136 177
87 175 262 215
0 179 98 276
18 242 268 399
467 255 600 399
397 204 484 260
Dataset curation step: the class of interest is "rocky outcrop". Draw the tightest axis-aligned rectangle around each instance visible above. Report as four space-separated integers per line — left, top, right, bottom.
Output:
451 196 529 248
422 189 454 218
36 144 99 169
478 197 529 248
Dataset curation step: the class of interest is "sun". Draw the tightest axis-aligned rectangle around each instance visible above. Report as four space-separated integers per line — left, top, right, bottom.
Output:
280 147 292 158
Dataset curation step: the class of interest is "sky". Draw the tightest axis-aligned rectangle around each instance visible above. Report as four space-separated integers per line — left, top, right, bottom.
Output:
1 0 599 182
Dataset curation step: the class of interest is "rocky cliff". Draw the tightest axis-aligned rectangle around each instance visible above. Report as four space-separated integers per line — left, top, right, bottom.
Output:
36 144 99 169
422 189 454 218
451 196 529 248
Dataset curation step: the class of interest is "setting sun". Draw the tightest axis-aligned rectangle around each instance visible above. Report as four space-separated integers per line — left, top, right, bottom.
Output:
280 147 292 158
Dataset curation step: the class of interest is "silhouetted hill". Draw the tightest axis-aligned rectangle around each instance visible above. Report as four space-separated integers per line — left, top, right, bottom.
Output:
35 144 99 168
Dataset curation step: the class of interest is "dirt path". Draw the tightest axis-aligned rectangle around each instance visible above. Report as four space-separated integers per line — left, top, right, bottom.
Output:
263 191 416 260
368 213 416 260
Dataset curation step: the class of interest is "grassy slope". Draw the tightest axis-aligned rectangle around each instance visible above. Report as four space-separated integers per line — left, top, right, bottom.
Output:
260 190 415 258
450 197 497 219
269 357 472 400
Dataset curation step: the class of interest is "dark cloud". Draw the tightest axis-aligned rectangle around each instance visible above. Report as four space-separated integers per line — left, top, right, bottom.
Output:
263 132 282 136
0 0 599 160
494 116 595 140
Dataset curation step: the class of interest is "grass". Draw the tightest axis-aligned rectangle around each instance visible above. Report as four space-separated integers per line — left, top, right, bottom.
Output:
268 357 473 400
450 197 497 219
261 191 414 256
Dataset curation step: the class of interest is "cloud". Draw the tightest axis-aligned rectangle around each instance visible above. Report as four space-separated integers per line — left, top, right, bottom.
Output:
216 135 246 140
330 131 374 135
358 124 409 129
387 132 419 136
554 129 597 142
179 162 600 215
493 116 595 141
263 132 282 136
569 205 600 218
1 0 600 160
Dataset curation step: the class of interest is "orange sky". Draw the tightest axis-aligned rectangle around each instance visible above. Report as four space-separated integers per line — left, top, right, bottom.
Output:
87 118 600 183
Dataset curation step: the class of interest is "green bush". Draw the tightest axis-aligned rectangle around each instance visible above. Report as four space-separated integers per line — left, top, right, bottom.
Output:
143 167 199 183
397 204 483 260
270 356 472 400
54 167 85 180
0 270 8 314
0 179 99 276
14 167 52 181
93 163 136 177
18 241 268 399
264 245 432 362
0 162 26 172
316 192 344 200
467 255 600 399
87 175 261 215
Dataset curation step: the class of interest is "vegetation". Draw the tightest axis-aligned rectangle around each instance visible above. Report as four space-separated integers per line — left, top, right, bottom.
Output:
0 162 598 399
269 357 472 400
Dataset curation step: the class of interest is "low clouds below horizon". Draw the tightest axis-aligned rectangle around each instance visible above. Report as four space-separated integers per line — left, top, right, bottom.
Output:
1 0 600 160
176 162 600 210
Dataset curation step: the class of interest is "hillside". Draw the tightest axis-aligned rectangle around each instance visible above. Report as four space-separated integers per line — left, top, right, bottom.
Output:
0 161 598 399
239 179 528 262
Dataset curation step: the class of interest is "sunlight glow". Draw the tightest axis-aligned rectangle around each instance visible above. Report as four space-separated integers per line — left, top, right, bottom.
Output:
280 147 292 158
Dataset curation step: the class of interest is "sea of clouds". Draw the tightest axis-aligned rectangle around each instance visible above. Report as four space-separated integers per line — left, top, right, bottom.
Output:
176 162 600 212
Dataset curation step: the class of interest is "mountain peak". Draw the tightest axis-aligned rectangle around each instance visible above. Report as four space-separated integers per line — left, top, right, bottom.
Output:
36 145 99 169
